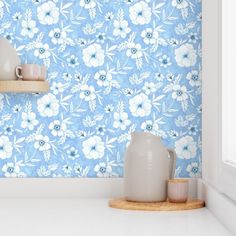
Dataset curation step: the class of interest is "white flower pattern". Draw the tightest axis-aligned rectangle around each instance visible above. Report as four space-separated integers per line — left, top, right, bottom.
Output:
0 0 201 178
21 112 39 131
113 19 131 38
37 94 59 117
129 1 152 25
2 163 21 177
129 93 152 117
37 1 59 25
186 162 201 178
82 43 105 67
113 112 131 130
0 136 13 159
94 162 112 177
175 136 197 160
175 44 197 67
82 136 105 159
21 20 38 38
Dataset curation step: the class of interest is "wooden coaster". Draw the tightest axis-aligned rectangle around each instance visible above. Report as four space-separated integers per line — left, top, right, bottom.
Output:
109 198 205 211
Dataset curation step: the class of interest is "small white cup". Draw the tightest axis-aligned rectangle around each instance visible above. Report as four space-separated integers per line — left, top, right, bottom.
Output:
168 179 188 203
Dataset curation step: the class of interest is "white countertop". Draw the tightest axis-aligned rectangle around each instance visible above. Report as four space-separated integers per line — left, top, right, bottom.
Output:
0 198 232 236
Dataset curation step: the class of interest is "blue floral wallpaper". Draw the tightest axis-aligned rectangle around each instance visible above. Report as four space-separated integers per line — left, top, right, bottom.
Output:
0 0 202 178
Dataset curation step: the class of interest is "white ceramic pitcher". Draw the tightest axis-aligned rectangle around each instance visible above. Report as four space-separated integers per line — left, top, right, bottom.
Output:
124 132 176 202
0 37 20 80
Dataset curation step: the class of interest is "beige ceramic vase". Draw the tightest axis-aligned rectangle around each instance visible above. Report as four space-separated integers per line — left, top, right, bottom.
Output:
124 132 176 202
0 37 20 80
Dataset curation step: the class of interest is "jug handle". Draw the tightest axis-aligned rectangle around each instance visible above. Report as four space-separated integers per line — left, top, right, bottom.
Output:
167 148 176 179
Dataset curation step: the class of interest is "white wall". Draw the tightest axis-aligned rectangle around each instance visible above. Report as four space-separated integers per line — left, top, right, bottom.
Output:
0 178 198 198
202 0 220 188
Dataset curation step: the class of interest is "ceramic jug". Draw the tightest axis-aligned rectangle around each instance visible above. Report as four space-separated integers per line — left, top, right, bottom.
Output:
0 37 20 80
124 132 176 202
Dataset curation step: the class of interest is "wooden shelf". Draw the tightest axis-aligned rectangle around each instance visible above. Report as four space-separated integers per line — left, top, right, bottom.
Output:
0 81 49 93
109 198 205 211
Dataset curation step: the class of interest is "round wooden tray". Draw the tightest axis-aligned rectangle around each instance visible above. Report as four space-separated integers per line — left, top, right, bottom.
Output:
109 198 205 211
